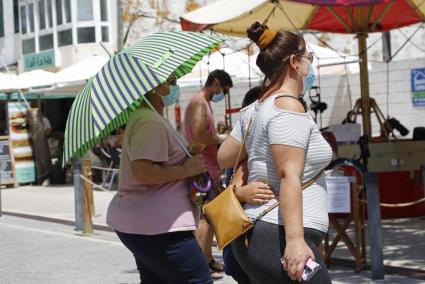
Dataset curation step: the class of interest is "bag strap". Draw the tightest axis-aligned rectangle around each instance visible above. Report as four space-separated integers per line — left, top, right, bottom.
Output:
252 168 325 223
230 117 253 180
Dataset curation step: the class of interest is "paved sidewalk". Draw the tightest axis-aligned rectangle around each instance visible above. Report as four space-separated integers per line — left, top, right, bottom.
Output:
2 185 425 283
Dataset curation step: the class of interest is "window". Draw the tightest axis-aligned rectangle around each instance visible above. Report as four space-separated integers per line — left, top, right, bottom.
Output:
56 0 62 25
46 0 52 27
77 0 93 21
101 26 109 42
20 6 27 34
77 27 95 43
64 0 71 23
14 0 19 33
38 0 46 30
28 3 34 33
39 34 53 50
0 0 4 37
22 38 35 54
100 0 108 21
58 29 72 46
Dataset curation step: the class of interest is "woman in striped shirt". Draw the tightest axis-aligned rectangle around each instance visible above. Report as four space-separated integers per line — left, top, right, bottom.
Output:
218 22 332 283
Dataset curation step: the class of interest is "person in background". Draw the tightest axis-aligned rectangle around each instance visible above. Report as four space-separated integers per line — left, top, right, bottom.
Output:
42 115 52 137
218 22 332 283
107 75 213 284
183 69 233 278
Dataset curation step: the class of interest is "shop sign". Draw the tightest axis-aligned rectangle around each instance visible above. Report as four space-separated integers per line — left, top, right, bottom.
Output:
411 68 425 107
24 49 55 71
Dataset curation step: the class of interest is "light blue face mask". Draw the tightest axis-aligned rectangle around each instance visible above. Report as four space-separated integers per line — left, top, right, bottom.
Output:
211 92 225 103
162 84 180 106
301 64 316 94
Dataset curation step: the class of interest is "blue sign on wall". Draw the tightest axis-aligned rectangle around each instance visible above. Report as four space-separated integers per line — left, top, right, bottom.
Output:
411 68 425 107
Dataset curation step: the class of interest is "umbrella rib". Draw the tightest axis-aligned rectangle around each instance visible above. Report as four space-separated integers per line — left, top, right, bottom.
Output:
347 7 358 31
368 0 395 32
303 6 320 30
276 3 300 32
365 5 375 27
406 0 425 20
327 7 352 33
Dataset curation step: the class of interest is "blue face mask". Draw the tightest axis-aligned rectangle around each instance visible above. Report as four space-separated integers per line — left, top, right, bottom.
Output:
211 92 225 103
301 64 315 94
162 85 180 106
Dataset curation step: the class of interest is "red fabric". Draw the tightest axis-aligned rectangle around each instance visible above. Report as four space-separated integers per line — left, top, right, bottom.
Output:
291 0 385 6
378 171 425 218
306 1 423 33
180 17 211 32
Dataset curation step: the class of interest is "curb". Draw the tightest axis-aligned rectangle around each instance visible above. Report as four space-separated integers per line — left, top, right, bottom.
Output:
1 211 113 232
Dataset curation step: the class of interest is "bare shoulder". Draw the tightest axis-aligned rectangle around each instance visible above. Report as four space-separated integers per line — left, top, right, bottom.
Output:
274 96 305 113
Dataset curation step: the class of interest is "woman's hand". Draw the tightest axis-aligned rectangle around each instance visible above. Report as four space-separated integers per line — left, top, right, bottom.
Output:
281 238 315 282
234 182 275 204
182 155 208 177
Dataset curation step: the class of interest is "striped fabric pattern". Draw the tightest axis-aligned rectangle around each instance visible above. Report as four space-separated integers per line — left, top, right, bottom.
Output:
230 94 333 233
63 32 223 166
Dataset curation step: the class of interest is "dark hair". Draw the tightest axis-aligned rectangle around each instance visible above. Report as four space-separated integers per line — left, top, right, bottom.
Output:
247 22 306 101
205 69 233 89
242 86 261 108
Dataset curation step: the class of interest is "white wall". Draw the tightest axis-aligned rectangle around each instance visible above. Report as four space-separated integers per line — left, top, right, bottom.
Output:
318 57 425 138
0 0 19 67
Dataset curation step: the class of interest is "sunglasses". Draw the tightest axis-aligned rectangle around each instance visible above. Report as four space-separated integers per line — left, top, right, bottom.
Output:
301 52 314 63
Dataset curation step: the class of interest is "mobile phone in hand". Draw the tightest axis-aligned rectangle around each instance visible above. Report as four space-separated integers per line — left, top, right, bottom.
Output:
302 258 321 281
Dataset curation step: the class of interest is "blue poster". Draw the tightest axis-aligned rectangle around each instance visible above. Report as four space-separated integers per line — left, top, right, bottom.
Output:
411 68 425 107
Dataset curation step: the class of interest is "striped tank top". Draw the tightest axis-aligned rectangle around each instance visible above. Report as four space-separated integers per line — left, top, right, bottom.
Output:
230 93 332 233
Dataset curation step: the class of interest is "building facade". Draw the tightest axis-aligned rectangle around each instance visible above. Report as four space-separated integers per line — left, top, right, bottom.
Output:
0 0 117 73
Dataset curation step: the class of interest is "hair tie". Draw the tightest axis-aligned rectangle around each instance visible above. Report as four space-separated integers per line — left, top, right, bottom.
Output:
257 28 277 50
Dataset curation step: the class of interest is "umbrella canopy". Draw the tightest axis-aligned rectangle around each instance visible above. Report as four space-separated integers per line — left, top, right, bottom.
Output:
178 47 263 87
181 0 424 35
63 31 223 166
55 56 110 86
181 0 424 137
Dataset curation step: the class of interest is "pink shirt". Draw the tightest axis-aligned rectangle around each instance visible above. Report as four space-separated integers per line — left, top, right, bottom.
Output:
184 95 221 182
106 107 199 235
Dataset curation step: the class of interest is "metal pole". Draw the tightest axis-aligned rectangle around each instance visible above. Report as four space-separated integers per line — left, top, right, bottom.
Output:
117 0 123 51
365 172 384 279
357 33 372 137
73 159 83 231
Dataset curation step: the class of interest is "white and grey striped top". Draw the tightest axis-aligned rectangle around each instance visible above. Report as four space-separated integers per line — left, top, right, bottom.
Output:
230 93 332 233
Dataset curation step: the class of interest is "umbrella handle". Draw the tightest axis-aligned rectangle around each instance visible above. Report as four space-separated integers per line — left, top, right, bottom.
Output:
192 174 212 193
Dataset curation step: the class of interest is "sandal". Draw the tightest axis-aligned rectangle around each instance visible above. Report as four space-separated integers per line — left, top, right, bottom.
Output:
209 258 225 272
211 271 224 280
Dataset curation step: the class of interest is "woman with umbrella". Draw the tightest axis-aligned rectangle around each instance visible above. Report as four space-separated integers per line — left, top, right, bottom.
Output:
106 75 213 283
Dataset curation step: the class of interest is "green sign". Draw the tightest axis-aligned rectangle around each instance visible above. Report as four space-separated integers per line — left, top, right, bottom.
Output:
24 49 55 71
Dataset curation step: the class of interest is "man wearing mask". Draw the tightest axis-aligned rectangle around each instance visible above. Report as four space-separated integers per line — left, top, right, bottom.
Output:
184 69 233 278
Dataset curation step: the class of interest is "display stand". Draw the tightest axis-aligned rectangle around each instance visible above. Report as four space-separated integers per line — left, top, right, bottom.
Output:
324 175 367 272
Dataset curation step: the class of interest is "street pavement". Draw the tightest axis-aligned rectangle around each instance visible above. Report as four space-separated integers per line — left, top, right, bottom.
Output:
1 185 425 283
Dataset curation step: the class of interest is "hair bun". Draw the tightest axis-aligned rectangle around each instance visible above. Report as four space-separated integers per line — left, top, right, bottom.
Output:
247 22 277 50
247 22 267 43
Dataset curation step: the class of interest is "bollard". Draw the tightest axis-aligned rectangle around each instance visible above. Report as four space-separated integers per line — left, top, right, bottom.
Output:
82 160 95 216
73 159 83 231
82 160 93 234
365 172 384 280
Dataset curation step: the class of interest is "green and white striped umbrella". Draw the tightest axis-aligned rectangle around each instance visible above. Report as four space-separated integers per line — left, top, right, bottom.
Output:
63 31 223 166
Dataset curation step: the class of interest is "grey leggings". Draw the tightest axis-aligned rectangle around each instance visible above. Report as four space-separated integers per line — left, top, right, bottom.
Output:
231 221 332 284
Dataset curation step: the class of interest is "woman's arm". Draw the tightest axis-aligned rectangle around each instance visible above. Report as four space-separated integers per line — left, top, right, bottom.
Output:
271 144 314 281
131 155 207 184
217 136 247 169
229 160 275 204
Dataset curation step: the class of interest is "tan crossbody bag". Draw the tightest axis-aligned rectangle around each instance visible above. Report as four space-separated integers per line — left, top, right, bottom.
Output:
203 117 324 250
